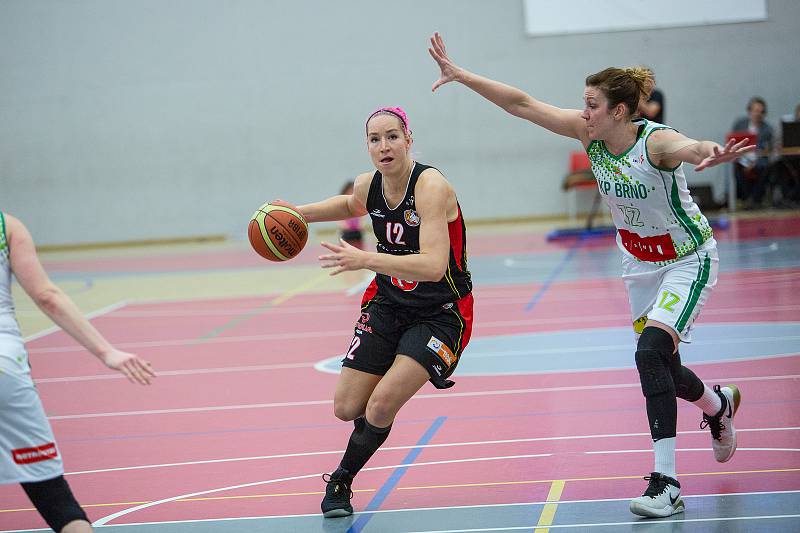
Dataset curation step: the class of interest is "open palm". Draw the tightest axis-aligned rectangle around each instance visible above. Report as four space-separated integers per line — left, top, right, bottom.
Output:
695 138 756 171
428 32 459 92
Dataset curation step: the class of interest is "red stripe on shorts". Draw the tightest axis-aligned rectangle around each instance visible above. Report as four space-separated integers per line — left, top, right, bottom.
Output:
456 293 474 351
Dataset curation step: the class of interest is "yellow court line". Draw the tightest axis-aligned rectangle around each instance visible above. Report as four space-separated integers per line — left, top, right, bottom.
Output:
3 467 797 515
0 488 377 515
194 271 331 341
534 479 565 533
270 270 331 306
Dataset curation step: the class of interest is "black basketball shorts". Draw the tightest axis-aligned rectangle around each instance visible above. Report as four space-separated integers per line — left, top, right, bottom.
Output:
341 293 474 389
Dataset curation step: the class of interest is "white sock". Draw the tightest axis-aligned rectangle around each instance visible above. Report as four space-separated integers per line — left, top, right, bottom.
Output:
693 384 723 416
654 437 677 480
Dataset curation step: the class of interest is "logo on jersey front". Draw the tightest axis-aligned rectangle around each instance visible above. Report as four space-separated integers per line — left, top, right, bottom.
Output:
390 277 418 291
403 209 420 226
427 336 456 368
370 209 385 218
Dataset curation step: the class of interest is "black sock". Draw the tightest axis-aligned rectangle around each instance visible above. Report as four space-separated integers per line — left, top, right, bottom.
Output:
339 417 392 477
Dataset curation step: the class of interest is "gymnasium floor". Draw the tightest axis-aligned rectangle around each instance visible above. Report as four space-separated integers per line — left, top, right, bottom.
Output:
1 213 799 532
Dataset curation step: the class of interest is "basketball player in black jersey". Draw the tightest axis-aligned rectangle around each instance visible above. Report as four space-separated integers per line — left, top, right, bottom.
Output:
297 106 473 518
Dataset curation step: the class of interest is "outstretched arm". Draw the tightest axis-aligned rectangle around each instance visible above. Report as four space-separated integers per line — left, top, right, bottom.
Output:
648 129 756 171
428 32 585 140
6 214 155 385
297 173 370 223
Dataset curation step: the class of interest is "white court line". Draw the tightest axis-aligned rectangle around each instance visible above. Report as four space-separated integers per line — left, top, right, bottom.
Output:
586 447 800 455
403 514 800 532
35 362 314 383
26 310 800 354
22 300 128 343
47 373 800 420
1 490 792 532
92 453 554 526
28 328 344 354
65 426 799 477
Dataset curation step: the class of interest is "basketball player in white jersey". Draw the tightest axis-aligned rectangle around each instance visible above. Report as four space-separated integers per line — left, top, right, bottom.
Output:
428 32 754 518
0 212 155 532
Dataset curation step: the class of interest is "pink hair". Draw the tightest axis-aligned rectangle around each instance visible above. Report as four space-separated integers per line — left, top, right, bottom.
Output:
365 106 411 136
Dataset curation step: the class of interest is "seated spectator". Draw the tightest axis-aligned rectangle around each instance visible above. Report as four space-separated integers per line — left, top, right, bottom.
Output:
731 97 775 209
772 102 800 208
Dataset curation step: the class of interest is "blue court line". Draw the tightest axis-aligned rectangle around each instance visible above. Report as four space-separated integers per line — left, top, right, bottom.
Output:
525 237 584 312
347 416 447 533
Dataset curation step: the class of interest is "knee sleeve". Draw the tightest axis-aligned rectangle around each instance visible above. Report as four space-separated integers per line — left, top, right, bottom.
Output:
670 352 705 402
21 475 88 532
635 327 675 397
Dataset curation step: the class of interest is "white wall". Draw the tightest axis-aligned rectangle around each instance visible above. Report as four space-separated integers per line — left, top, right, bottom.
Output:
2 0 799 245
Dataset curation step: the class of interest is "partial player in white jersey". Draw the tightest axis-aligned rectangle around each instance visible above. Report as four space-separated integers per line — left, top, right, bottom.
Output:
428 32 754 519
0 212 155 532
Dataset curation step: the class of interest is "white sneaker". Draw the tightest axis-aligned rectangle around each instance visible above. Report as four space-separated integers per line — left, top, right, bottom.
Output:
701 384 741 463
630 472 685 518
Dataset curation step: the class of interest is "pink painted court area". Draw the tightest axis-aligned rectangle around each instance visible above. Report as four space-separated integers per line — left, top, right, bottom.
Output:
1 215 799 532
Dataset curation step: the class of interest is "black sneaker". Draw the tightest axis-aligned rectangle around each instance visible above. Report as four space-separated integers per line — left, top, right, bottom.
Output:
321 467 353 517
629 472 684 518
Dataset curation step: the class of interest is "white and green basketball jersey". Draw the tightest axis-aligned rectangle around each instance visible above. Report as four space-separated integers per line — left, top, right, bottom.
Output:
587 120 713 265
0 212 25 356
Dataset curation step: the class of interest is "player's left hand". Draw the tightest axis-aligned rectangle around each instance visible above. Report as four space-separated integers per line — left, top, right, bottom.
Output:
319 239 365 275
695 138 755 171
429 32 461 92
103 349 156 385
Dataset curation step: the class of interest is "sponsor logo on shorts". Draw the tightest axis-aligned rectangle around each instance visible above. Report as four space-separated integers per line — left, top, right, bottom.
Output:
427 336 456 368
12 443 58 465
403 209 420 227
355 312 372 333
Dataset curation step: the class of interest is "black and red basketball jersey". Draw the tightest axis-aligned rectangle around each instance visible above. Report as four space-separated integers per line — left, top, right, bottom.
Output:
362 162 472 307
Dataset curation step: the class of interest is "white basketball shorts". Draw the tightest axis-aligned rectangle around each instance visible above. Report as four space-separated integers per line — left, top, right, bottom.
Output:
622 238 719 343
0 342 64 484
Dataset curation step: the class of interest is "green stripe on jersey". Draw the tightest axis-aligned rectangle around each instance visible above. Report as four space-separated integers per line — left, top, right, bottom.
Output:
676 254 711 332
0 212 7 254
669 173 705 247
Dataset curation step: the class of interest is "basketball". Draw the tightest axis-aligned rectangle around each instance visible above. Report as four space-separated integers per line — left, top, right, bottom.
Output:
248 200 308 261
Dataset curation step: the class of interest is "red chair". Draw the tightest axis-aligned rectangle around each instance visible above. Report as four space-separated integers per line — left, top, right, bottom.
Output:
570 150 592 173
726 131 757 146
563 151 599 225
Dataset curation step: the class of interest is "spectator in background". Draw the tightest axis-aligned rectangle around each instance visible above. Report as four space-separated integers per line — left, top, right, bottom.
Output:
338 181 365 250
637 69 665 124
772 102 800 208
731 96 775 209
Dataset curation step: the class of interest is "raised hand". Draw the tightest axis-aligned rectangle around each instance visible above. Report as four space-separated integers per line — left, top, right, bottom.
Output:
428 32 460 92
695 138 756 171
103 349 156 385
